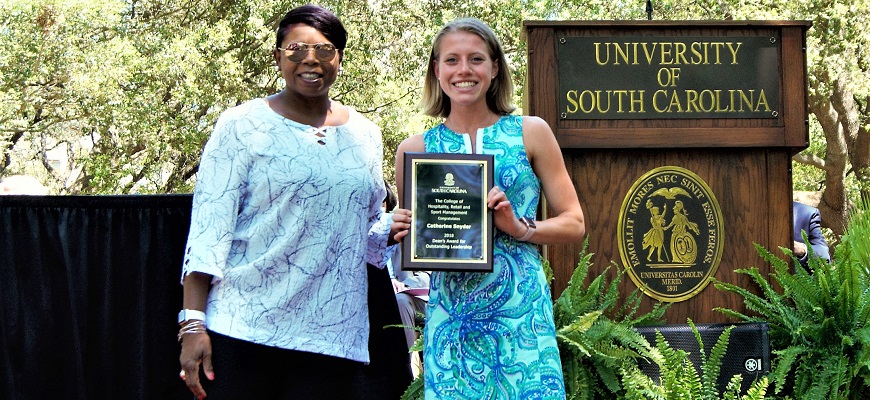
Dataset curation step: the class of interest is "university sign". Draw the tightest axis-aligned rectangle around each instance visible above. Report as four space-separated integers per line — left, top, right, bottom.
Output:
617 166 724 302
557 35 781 119
525 20 808 321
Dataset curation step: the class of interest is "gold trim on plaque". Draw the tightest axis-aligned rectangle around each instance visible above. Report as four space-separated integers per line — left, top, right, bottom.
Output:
409 158 490 264
402 152 494 272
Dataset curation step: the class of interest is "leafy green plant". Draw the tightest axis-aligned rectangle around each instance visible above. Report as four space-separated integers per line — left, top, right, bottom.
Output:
714 200 870 399
623 320 768 400
399 322 424 400
555 241 770 399
400 373 423 400
404 239 776 399
553 241 671 399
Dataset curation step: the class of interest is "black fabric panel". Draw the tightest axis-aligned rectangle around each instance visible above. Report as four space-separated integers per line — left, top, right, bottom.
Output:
354 264 413 398
0 195 192 400
0 195 411 400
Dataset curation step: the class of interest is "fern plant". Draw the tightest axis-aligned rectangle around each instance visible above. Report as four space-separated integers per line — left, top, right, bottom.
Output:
622 320 769 400
553 241 671 399
400 373 423 400
399 323 425 400
713 200 870 399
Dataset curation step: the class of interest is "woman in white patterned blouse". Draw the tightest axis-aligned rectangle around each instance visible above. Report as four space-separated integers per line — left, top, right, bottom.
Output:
177 5 395 399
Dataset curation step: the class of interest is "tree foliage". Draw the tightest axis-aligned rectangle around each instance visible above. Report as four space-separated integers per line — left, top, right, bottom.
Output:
1 0 868 220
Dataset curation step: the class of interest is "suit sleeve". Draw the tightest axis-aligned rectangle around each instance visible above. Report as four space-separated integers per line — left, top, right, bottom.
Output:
806 208 831 262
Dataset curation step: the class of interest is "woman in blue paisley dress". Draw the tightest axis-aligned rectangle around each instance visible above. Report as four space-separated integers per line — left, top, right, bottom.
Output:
391 18 586 399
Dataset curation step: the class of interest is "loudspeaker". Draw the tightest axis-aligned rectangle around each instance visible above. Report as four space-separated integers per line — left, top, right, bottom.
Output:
634 322 769 394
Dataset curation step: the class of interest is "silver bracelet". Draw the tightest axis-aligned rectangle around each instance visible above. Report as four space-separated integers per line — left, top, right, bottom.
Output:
177 320 208 343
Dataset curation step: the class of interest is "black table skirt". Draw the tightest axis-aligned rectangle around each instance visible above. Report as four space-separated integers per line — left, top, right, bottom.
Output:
0 195 410 400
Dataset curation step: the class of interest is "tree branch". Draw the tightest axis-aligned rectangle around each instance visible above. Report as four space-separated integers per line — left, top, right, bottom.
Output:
792 152 825 170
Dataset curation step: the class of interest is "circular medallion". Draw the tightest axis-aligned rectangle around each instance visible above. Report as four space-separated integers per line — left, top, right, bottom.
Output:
617 166 724 302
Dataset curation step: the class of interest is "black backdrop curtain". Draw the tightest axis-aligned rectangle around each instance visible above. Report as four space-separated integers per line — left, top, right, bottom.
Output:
0 195 192 400
0 195 411 400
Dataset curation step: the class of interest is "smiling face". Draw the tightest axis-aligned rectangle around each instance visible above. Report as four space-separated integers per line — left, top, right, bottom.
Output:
274 23 341 100
433 31 498 110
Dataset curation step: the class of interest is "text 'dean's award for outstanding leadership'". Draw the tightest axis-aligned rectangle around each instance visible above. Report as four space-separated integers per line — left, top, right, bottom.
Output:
402 152 493 272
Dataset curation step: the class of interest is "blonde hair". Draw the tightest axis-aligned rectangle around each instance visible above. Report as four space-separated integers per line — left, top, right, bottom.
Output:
420 18 515 118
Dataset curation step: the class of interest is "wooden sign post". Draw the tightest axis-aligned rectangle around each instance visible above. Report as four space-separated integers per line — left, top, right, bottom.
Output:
523 21 810 323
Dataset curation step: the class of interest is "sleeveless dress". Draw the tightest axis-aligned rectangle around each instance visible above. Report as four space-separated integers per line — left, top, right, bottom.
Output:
422 115 566 399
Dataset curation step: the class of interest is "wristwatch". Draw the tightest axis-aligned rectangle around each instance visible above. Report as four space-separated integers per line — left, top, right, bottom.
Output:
178 309 206 325
517 217 536 242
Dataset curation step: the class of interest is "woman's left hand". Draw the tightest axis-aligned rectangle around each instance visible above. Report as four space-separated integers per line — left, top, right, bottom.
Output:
390 208 412 244
487 186 525 239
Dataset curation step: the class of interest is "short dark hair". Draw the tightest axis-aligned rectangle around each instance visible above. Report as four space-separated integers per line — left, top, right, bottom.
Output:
276 5 347 59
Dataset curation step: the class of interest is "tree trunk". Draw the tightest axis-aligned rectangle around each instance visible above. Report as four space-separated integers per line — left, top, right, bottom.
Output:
808 75 851 237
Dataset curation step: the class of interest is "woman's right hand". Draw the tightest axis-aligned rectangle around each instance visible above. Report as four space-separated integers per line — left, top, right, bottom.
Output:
179 331 214 399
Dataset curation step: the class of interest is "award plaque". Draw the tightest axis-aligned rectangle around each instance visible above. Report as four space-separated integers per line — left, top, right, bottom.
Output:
402 152 494 272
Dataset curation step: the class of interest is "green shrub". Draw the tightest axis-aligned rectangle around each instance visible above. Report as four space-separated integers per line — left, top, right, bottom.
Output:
553 241 670 399
625 320 769 400
404 233 794 399
714 200 870 399
555 242 767 399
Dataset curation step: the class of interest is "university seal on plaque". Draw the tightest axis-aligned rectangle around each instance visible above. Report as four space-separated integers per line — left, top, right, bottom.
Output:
617 166 724 302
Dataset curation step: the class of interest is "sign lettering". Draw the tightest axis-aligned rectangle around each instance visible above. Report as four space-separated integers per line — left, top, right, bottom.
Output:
558 36 780 119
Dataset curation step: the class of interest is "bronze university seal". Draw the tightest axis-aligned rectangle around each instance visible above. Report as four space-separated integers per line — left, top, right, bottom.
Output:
617 166 724 302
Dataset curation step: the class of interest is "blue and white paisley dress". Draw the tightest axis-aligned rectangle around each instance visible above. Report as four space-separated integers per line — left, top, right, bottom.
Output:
422 115 566 399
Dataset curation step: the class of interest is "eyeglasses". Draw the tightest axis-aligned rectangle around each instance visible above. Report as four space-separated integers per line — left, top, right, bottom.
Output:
277 42 338 63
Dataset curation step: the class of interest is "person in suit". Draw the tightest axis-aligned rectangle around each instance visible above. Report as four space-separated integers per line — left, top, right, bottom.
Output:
793 201 831 268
